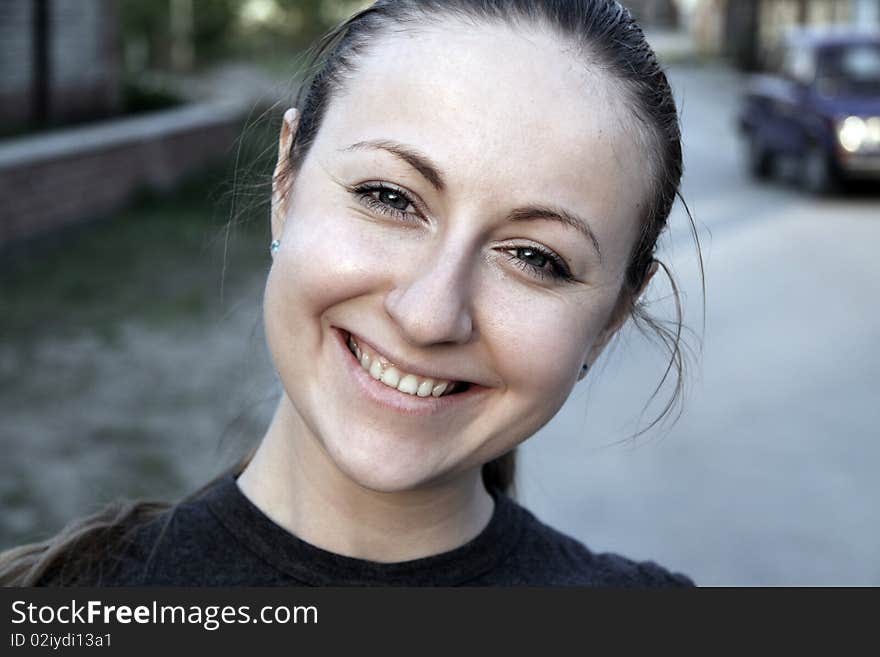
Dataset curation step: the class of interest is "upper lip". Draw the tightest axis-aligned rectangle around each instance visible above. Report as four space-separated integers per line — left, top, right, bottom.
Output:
340 328 481 387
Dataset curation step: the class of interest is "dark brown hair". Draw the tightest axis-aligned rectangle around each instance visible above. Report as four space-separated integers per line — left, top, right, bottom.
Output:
1 0 703 586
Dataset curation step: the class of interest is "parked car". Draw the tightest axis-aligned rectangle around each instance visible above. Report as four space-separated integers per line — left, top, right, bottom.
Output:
738 28 880 193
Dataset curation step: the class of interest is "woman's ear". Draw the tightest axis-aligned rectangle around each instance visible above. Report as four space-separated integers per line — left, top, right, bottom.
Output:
579 260 660 380
271 108 300 240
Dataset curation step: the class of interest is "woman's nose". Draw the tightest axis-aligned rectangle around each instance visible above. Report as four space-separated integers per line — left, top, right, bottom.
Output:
383 247 475 347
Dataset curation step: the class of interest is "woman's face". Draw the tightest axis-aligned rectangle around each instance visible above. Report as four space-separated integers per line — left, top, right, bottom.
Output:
264 21 652 492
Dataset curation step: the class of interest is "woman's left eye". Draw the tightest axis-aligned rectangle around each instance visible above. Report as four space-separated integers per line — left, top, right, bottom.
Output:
502 246 575 283
351 183 422 223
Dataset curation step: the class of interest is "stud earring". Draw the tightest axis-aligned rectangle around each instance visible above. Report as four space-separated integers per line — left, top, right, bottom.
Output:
581 363 589 374
270 239 280 255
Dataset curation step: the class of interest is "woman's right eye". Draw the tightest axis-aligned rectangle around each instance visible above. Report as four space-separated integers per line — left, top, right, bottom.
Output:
374 189 410 211
351 183 423 224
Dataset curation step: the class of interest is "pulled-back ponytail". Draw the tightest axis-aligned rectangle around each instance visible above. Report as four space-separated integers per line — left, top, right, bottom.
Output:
0 452 254 586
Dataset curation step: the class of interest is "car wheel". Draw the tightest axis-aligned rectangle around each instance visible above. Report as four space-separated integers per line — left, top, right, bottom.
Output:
747 132 774 179
802 144 836 195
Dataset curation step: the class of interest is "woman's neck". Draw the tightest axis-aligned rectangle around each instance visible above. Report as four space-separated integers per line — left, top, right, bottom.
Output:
237 395 495 563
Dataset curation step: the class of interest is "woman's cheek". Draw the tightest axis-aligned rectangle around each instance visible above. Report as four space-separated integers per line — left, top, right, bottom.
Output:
278 209 395 310
475 270 586 404
505 299 583 386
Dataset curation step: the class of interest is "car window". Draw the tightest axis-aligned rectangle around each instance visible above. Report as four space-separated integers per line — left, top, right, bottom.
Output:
781 45 816 84
840 45 880 79
817 43 880 93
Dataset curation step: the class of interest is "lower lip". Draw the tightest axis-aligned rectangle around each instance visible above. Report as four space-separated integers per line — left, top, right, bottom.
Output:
332 327 488 417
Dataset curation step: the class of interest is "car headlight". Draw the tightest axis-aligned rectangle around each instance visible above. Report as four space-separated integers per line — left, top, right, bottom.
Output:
837 116 880 153
838 116 867 153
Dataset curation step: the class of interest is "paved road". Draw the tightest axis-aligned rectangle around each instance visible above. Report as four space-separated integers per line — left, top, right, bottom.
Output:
518 64 880 585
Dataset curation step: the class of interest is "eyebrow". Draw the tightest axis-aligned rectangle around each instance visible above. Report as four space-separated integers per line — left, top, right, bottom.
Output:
508 206 603 264
340 139 603 263
342 139 447 192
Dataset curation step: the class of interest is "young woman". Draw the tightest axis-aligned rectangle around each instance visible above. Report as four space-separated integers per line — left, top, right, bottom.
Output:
2 0 701 586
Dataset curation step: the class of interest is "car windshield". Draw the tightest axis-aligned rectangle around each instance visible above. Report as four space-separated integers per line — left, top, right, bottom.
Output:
816 43 880 94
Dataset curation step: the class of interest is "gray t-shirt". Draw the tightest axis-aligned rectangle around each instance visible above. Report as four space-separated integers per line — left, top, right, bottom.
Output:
39 473 694 587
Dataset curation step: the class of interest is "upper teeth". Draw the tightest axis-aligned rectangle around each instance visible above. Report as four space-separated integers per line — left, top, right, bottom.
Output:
347 335 458 397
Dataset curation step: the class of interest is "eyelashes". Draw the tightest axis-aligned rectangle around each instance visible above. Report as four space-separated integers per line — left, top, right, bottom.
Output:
349 182 576 283
500 247 573 283
351 182 422 224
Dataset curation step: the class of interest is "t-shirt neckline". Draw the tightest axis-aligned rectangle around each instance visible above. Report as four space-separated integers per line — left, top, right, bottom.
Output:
202 473 524 586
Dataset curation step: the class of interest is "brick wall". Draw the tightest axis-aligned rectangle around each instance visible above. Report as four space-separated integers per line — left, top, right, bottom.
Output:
0 102 244 247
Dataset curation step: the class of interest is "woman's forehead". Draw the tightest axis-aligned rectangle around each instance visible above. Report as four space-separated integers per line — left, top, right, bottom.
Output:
329 22 639 170
318 20 648 254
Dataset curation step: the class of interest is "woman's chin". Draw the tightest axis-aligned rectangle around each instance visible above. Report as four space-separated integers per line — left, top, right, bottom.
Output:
323 440 449 494
342 459 441 494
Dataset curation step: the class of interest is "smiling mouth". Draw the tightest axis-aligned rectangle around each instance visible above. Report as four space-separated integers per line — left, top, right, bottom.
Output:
343 332 471 398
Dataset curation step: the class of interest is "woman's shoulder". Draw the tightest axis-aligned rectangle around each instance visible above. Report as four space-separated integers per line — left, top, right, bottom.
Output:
489 496 695 587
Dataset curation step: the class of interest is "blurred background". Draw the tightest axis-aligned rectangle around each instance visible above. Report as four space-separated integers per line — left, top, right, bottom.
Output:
1 0 878 585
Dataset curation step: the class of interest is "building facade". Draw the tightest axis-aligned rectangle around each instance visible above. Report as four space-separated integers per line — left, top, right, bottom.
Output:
0 0 121 132
691 0 880 69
